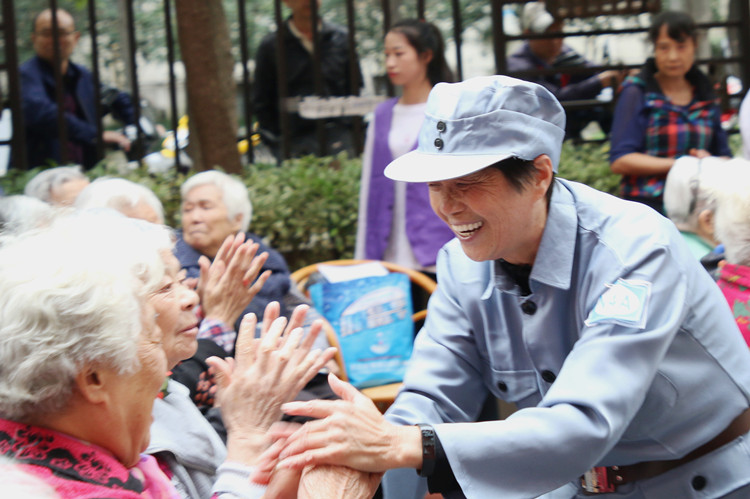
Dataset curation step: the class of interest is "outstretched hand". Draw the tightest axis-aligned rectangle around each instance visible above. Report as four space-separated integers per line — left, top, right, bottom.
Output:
198 233 271 326
265 373 421 473
205 303 336 449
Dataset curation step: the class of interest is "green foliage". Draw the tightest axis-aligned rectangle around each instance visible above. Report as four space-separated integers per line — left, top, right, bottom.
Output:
242 154 361 269
558 140 621 195
16 134 744 270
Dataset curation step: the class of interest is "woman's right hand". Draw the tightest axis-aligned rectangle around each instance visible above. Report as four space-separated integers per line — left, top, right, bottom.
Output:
268 373 423 473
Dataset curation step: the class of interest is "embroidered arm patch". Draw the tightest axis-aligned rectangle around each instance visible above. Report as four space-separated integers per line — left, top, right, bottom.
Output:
585 278 652 329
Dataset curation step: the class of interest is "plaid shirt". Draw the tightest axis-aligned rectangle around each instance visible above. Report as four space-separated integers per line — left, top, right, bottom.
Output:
196 305 236 353
610 59 730 199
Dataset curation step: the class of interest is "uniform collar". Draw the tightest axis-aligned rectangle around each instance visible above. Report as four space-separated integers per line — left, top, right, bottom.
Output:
487 180 576 297
530 179 576 290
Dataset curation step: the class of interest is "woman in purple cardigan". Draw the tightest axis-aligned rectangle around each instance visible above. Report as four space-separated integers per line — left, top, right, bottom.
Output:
355 19 454 274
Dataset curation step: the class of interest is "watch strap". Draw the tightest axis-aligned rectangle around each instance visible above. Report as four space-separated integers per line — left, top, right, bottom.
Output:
416 423 436 477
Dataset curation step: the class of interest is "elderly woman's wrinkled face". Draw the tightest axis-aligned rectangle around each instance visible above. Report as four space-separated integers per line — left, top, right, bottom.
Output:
103 301 166 468
428 166 547 265
150 251 200 368
181 184 242 259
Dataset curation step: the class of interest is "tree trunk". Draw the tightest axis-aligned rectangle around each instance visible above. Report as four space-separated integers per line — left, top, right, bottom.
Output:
174 0 241 173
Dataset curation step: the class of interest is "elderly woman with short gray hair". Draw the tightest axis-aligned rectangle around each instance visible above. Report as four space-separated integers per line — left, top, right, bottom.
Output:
702 158 750 347
74 177 165 224
23 165 90 206
0 210 358 499
174 170 293 348
0 211 174 498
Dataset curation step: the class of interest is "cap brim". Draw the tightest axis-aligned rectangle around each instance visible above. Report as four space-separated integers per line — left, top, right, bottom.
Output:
384 150 513 183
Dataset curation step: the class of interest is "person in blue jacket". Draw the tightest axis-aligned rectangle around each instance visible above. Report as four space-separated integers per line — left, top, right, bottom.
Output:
270 76 750 499
20 8 134 169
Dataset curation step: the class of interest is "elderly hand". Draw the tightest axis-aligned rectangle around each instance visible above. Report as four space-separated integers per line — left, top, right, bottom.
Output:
299 465 383 499
270 373 422 473
206 302 336 464
198 233 271 326
255 436 382 499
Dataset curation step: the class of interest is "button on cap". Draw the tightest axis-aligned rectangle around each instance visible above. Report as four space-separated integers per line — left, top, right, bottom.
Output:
521 301 537 315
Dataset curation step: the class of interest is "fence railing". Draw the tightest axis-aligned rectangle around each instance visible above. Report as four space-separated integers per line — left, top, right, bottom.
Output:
2 0 748 172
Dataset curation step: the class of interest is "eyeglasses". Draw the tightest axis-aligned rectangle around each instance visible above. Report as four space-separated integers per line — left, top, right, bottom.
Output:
34 29 77 38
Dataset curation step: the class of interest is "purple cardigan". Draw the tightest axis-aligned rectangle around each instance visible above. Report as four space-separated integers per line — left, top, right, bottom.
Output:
364 97 454 267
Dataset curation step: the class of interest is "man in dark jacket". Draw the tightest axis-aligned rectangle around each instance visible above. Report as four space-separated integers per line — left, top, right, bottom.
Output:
507 1 626 138
20 8 134 169
253 0 362 160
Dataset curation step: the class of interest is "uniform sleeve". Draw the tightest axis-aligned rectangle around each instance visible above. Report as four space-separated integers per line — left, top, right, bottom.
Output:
391 238 697 497
354 116 377 260
20 64 97 144
386 249 493 427
609 84 647 162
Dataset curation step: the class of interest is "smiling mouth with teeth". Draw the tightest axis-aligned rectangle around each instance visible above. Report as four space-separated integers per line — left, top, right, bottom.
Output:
452 221 483 239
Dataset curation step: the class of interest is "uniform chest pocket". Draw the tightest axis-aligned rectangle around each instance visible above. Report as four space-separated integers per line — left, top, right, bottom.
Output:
488 369 540 403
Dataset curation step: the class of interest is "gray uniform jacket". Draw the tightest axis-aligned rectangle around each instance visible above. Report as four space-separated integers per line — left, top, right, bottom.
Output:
386 179 750 498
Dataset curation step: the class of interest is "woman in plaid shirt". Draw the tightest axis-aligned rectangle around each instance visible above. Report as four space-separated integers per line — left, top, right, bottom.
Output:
609 10 731 214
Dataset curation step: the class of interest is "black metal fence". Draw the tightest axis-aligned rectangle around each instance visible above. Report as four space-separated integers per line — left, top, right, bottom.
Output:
2 0 748 171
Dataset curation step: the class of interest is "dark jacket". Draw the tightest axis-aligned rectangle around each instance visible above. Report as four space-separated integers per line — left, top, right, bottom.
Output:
20 55 134 169
253 18 361 157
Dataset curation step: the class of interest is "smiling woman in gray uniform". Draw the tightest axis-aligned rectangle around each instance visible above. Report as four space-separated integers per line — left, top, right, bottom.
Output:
268 75 750 499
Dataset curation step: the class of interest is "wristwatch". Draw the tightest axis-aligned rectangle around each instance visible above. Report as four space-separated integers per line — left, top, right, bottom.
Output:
416 424 436 477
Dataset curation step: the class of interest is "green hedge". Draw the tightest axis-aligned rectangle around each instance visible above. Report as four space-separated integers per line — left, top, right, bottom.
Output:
2 134 741 270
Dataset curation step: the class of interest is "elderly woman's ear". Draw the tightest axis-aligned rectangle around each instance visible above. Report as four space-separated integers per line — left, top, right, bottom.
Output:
231 212 243 232
73 366 109 405
532 154 555 193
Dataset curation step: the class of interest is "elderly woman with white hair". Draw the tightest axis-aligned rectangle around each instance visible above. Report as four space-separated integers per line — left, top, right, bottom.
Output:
74 176 165 224
0 194 57 236
0 210 366 499
23 165 90 206
702 158 750 347
0 211 175 497
663 156 724 260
